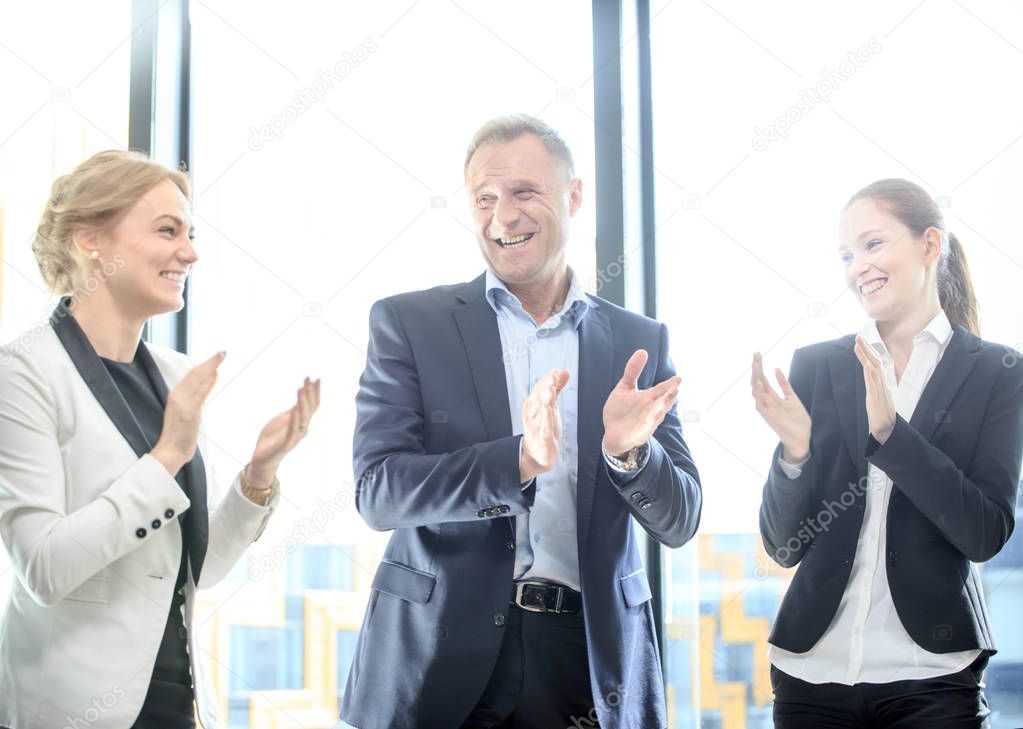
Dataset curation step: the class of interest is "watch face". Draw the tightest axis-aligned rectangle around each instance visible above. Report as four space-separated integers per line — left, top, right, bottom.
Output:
615 451 638 470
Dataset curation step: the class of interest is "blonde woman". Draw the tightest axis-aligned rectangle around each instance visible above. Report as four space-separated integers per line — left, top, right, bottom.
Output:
0 150 320 729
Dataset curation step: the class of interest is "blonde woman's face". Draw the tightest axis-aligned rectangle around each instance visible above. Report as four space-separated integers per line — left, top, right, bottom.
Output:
100 179 196 317
837 198 940 325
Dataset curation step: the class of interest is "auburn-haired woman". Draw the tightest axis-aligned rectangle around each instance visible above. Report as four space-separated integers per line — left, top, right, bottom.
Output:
0 150 320 729
753 178 1022 728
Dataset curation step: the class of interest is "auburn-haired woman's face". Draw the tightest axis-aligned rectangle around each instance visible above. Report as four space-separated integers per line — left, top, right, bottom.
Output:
838 198 937 325
98 179 197 318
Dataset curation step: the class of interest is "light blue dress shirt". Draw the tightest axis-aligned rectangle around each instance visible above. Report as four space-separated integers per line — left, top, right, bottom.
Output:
485 268 588 591
485 268 646 592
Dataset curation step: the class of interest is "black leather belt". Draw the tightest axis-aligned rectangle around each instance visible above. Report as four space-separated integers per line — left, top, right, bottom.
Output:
511 581 582 615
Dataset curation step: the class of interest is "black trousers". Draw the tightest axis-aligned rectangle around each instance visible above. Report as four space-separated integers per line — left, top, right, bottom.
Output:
771 654 991 729
460 603 600 729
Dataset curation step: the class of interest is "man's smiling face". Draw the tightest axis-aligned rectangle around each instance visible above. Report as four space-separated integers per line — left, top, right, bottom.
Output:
466 132 581 288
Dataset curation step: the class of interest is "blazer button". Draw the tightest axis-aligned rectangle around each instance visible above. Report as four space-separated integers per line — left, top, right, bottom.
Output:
630 491 643 502
493 613 505 626
151 519 162 529
888 550 897 563
135 527 147 539
506 541 515 551
640 502 653 510
164 508 175 519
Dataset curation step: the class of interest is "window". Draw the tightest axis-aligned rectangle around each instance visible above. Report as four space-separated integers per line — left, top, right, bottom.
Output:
651 2 1023 726
5 3 1020 726
188 2 595 725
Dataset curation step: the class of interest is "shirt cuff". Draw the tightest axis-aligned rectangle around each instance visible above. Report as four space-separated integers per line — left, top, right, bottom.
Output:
776 452 809 479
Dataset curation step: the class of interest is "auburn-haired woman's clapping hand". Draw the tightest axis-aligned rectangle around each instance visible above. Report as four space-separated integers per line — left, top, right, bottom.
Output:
751 352 811 463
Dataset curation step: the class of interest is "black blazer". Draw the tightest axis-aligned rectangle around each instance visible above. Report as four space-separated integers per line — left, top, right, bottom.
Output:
760 325 1023 654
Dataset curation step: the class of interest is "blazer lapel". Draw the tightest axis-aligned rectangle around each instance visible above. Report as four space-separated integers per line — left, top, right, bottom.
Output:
137 343 209 581
576 304 614 543
52 298 209 582
908 326 981 441
828 337 868 477
828 326 981 475
452 275 516 540
50 299 151 458
452 275 513 442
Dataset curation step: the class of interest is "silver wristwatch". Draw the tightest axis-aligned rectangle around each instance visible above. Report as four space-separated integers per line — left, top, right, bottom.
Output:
603 443 647 472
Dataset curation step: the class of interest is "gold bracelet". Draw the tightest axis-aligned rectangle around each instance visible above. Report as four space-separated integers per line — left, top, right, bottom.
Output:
241 463 272 505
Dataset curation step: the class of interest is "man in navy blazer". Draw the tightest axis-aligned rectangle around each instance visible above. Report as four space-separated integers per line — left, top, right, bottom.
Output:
340 115 702 729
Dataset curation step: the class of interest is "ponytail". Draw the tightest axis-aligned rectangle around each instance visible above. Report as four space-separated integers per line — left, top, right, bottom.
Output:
939 232 980 335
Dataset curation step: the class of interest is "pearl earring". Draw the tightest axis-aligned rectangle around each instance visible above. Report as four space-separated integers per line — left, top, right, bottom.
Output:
90 250 99 259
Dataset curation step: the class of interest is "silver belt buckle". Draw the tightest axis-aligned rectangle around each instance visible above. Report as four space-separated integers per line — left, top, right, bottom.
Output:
514 581 552 613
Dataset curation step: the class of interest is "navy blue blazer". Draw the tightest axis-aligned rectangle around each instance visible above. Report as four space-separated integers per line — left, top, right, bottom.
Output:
340 273 702 729
761 326 1023 655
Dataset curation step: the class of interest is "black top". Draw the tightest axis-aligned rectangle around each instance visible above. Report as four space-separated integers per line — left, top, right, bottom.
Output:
759 329 1023 656
100 353 195 708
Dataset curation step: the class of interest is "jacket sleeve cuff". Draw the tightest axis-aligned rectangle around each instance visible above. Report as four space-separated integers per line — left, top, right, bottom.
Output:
776 452 809 479
768 442 812 493
865 414 913 464
228 473 279 541
602 441 651 485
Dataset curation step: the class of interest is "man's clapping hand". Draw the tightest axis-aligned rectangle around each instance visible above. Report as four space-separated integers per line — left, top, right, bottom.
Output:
519 368 570 483
602 349 680 458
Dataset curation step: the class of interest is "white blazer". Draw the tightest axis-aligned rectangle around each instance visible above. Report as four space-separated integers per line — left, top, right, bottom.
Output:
0 307 279 729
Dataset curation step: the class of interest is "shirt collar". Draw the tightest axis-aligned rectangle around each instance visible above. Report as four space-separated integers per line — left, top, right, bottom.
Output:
485 268 591 329
861 309 954 355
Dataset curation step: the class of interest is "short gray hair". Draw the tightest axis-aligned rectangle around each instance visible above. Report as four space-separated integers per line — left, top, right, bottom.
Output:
463 114 575 180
